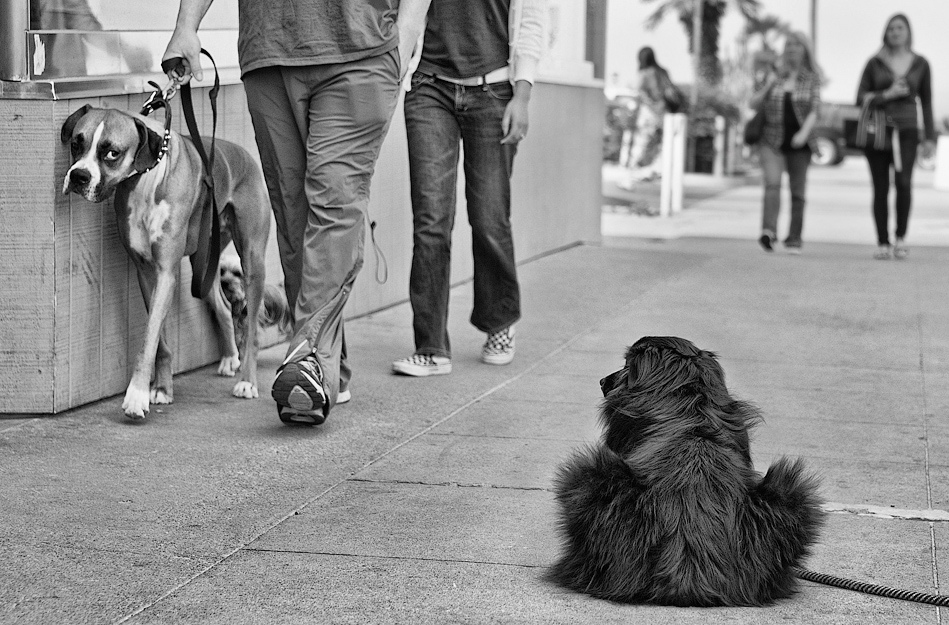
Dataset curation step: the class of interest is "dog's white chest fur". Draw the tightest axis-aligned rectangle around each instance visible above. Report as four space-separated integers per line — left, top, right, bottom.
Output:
125 161 171 260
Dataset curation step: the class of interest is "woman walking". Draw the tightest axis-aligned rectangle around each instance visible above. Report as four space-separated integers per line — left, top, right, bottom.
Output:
748 32 821 254
620 47 675 186
857 13 935 260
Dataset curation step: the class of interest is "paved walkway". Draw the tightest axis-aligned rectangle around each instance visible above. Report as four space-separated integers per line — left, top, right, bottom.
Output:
2 159 949 624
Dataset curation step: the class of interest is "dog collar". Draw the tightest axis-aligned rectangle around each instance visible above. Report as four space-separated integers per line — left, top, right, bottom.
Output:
138 127 171 175
137 81 174 175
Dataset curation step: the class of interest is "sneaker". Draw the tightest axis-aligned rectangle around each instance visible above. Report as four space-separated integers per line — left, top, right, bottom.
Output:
392 354 452 377
786 246 802 255
894 239 909 260
873 244 892 260
482 326 515 366
337 388 351 404
758 235 774 252
272 354 326 425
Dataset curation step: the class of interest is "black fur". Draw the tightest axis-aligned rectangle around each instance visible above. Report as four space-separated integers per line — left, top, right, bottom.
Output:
547 336 825 606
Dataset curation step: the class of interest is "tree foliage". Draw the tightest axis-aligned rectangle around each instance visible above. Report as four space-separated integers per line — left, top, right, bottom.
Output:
643 0 760 86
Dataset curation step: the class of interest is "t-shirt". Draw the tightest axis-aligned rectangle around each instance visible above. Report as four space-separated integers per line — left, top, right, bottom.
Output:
237 0 400 76
416 0 510 79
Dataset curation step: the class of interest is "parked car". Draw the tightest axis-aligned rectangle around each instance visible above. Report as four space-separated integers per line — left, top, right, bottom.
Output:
809 102 860 166
810 101 936 170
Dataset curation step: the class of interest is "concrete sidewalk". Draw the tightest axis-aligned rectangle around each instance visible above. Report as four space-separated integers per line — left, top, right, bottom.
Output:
3 161 949 624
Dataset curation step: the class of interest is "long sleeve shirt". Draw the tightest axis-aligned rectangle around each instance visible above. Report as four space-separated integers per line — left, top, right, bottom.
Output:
857 54 935 142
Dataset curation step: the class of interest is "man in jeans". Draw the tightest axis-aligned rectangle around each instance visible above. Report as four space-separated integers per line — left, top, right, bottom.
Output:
392 0 546 377
163 0 430 425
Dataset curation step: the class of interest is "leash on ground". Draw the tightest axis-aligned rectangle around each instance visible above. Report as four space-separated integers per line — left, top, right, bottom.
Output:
794 567 949 607
141 49 222 299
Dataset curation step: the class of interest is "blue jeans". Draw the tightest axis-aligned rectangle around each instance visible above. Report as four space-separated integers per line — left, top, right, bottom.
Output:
759 144 811 246
403 74 521 358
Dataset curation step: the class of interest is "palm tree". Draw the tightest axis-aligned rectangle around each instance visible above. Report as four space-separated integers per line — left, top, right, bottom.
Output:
643 0 760 86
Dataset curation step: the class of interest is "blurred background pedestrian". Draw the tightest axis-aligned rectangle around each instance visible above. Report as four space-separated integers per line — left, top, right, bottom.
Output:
748 31 821 254
857 13 936 261
619 46 676 187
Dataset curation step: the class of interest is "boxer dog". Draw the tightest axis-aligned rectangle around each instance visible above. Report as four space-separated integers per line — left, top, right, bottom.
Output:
548 336 824 606
61 105 272 420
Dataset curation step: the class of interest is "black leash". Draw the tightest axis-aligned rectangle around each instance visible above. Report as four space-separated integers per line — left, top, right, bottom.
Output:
795 567 949 607
158 49 222 300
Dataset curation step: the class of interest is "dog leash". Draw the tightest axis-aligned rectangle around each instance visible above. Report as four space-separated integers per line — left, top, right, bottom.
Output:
153 49 222 300
794 567 949 607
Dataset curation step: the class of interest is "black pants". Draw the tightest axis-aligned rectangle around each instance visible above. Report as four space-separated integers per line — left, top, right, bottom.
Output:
864 128 919 245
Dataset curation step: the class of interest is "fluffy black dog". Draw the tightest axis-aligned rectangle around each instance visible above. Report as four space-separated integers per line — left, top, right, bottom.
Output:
548 336 824 606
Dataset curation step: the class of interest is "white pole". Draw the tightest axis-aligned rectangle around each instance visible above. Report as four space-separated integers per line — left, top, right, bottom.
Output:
713 115 725 177
660 113 675 217
672 114 686 213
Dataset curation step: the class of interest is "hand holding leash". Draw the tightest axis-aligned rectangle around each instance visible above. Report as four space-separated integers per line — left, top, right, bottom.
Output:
161 28 203 83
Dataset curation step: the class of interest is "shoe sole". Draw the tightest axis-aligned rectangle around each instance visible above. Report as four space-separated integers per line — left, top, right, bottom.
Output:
391 362 452 377
482 352 515 366
272 361 326 425
277 405 326 426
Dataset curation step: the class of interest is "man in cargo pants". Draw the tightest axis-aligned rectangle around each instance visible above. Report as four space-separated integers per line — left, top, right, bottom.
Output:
163 0 430 425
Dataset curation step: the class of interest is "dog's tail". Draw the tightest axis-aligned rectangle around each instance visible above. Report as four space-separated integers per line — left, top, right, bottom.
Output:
259 284 293 336
741 457 825 601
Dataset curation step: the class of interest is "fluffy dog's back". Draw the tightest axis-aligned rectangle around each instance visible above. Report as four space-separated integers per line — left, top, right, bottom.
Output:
547 336 824 606
549 445 823 606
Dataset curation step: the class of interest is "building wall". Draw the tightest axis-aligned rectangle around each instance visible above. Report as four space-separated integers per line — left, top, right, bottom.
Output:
0 80 604 414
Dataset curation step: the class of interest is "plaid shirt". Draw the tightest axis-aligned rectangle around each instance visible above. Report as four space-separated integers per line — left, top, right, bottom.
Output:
761 70 821 150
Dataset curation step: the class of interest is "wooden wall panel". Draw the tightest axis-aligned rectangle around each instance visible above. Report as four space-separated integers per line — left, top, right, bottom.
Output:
0 100 57 413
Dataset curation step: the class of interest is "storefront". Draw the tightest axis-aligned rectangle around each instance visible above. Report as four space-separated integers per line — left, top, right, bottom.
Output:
0 0 605 413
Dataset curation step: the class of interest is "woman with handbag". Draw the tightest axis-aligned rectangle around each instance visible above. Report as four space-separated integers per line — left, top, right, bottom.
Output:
748 31 821 254
620 47 676 187
857 13 936 260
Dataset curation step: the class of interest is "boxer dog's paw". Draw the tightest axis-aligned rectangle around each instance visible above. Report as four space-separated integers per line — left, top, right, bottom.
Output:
122 385 150 420
150 387 173 405
232 381 259 399
217 355 241 377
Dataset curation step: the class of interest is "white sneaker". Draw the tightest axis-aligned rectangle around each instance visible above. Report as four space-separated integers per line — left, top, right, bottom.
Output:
337 388 351 404
392 354 452 377
482 326 515 366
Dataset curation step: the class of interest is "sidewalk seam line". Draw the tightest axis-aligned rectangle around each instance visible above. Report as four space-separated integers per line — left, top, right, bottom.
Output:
113 320 600 624
240 548 544 569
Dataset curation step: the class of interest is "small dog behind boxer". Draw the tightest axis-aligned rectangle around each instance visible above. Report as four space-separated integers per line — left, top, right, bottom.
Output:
548 336 824 606
61 105 273 419
219 254 293 353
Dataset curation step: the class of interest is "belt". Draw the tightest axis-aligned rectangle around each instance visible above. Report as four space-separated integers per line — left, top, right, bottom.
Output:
434 65 510 86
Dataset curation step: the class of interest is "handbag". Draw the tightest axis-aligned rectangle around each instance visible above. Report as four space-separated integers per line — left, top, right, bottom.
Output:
743 109 765 146
657 69 685 113
844 101 896 151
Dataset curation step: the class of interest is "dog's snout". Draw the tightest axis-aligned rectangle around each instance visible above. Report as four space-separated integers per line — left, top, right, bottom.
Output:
69 168 92 187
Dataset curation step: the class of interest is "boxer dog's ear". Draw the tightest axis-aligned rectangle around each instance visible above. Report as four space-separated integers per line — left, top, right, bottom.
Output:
133 118 163 172
60 104 92 144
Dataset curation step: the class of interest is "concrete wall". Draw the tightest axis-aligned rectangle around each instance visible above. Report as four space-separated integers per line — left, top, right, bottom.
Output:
0 80 603 414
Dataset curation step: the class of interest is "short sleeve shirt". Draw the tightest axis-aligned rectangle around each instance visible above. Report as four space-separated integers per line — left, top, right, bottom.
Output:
238 0 400 76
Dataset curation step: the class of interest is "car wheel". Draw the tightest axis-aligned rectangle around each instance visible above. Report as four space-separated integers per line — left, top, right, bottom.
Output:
810 135 840 166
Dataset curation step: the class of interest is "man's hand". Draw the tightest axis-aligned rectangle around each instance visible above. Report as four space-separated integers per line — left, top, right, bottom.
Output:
501 81 532 145
162 28 203 83
922 139 936 160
